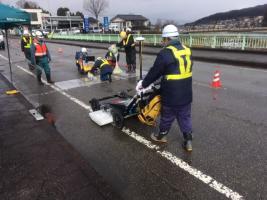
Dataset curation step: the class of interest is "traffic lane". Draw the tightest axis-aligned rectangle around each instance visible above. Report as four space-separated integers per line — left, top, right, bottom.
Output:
34 81 226 200
124 83 266 199
0 54 227 199
2 41 267 198
47 41 267 98
65 75 266 199
1 58 262 199
192 61 267 97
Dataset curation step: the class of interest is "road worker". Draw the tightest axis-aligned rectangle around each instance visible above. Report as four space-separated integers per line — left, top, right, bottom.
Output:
21 30 34 70
75 47 89 73
30 31 54 85
117 28 136 73
136 24 193 151
89 57 113 82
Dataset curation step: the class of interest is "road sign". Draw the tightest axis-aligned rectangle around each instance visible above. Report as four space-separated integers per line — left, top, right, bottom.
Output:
83 16 90 33
103 17 109 31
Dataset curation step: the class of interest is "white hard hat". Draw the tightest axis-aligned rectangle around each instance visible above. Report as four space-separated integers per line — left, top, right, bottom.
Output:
32 32 36 37
81 47 87 53
96 57 102 61
126 27 131 32
23 30 30 35
35 30 44 38
162 24 179 38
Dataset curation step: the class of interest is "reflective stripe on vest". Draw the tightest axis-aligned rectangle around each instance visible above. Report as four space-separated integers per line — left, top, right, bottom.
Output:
22 37 32 49
34 42 47 57
165 45 192 80
123 34 131 46
100 59 110 68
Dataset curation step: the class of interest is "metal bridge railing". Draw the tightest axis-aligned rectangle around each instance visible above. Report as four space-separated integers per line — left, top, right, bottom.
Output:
48 33 267 50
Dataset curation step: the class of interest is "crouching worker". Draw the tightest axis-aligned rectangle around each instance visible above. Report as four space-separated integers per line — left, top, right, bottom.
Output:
75 48 95 74
89 57 113 82
105 44 119 68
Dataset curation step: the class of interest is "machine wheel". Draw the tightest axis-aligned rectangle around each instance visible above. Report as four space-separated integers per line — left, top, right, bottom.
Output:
111 109 124 129
118 91 128 98
90 98 100 111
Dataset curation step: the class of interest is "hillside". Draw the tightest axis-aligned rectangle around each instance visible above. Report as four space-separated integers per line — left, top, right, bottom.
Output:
186 4 267 25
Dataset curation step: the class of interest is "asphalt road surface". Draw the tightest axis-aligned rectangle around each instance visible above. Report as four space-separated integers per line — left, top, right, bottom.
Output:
0 39 266 200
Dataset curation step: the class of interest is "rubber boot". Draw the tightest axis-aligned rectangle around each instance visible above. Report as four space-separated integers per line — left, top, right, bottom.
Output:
183 133 193 152
151 131 168 143
108 74 112 83
132 64 136 73
46 74 54 84
37 74 44 86
127 65 131 73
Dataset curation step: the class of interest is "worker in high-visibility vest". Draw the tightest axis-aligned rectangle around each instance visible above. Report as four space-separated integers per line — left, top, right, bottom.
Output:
136 24 193 152
117 28 136 73
89 57 113 82
21 30 34 70
30 31 54 85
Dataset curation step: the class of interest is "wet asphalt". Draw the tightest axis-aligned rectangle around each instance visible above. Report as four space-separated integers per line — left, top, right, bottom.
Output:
0 39 266 200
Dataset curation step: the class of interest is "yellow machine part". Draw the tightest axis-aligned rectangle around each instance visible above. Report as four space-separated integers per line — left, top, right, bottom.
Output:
5 90 19 95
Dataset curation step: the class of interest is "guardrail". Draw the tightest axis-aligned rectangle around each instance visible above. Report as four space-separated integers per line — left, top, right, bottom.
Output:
48 33 267 50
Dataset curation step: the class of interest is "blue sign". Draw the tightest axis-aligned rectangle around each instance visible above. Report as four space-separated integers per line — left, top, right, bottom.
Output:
103 17 109 31
83 16 90 33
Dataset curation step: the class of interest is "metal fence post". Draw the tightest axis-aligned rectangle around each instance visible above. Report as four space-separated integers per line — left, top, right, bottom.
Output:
212 36 216 48
242 36 246 50
189 35 192 47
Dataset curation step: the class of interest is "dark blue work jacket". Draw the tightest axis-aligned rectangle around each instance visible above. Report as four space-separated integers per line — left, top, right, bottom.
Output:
142 40 193 106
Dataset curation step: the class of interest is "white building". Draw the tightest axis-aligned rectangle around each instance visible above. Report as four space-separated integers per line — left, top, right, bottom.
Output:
22 9 47 29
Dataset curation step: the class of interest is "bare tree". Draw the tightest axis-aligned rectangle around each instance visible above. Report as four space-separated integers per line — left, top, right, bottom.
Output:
16 0 39 9
83 0 108 21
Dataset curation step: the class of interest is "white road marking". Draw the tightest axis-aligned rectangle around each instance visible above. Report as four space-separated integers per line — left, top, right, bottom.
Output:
0 53 244 200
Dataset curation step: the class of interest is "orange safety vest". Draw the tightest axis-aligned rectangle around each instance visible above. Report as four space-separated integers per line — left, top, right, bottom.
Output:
33 39 47 57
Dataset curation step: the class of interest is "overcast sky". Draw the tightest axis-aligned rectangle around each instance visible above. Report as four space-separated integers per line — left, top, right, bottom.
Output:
3 0 267 24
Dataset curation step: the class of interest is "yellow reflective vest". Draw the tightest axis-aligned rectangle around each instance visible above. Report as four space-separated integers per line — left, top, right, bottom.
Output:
22 36 32 49
99 59 110 68
165 45 192 80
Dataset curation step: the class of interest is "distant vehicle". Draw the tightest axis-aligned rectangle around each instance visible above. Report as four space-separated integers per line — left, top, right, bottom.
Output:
54 29 68 35
72 29 81 34
91 27 103 33
0 32 5 50
31 29 49 38
109 25 120 33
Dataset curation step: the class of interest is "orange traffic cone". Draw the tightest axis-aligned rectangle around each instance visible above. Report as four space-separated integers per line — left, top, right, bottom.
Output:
58 48 63 53
211 70 222 88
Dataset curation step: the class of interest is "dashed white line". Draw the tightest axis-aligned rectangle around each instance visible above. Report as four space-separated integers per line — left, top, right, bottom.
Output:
0 53 244 200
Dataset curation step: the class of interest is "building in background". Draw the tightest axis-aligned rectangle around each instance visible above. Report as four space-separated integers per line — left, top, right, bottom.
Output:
22 9 46 29
110 14 150 32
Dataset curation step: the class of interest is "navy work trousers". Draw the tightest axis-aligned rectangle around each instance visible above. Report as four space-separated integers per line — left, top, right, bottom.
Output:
159 103 192 136
100 66 113 81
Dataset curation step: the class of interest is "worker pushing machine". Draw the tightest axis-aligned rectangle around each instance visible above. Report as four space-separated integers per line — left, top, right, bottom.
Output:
136 24 194 152
117 28 136 73
31 31 54 85
21 30 34 70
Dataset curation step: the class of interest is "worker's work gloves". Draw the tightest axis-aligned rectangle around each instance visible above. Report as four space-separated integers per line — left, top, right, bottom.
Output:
136 80 154 95
88 72 97 81
136 80 143 92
